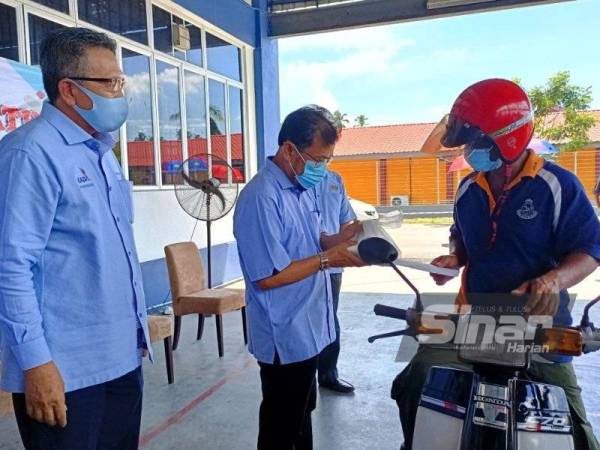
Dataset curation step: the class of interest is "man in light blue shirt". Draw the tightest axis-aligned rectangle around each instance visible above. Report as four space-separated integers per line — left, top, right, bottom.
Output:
0 28 149 450
234 106 363 449
314 170 357 394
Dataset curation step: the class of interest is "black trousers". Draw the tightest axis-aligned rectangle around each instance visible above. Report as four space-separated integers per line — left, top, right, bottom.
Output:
13 367 143 450
318 273 342 384
257 354 318 450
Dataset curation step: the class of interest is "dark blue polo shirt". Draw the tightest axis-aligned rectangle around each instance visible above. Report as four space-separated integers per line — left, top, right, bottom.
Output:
452 152 600 328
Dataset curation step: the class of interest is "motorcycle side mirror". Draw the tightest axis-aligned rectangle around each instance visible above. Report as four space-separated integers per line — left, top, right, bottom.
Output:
580 296 600 329
351 219 400 265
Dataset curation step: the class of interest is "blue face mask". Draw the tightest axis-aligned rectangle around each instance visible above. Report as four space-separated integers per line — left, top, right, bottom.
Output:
465 147 502 172
289 146 328 189
72 82 128 132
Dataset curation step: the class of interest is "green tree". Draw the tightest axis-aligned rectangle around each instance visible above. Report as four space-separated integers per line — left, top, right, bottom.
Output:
168 107 225 135
332 110 350 129
354 114 369 127
517 71 596 151
209 106 225 135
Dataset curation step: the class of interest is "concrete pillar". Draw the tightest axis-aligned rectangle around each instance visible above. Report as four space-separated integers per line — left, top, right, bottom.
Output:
253 0 281 167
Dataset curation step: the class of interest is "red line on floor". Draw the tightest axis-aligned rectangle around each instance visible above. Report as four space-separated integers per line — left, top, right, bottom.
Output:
140 359 254 447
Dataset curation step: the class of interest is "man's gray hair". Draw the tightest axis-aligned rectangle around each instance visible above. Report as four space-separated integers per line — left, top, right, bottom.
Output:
40 27 116 104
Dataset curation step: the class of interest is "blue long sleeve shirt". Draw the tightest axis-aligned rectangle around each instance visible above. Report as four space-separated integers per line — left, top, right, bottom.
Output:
0 103 150 393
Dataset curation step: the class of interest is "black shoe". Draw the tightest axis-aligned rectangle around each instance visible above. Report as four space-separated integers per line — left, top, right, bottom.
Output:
319 378 355 394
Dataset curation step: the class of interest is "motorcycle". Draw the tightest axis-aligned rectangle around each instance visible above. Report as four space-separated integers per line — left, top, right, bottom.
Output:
353 220 600 449
368 263 600 450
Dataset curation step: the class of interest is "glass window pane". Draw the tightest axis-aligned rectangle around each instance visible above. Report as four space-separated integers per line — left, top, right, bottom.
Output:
28 15 65 66
123 49 155 185
208 79 227 182
156 61 183 185
186 23 202 67
31 0 69 14
185 71 207 158
152 7 203 67
152 5 171 55
229 87 245 183
0 4 19 62
78 0 148 45
174 49 186 62
206 33 241 81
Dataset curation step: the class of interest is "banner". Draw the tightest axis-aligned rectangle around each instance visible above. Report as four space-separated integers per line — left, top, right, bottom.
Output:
0 57 47 141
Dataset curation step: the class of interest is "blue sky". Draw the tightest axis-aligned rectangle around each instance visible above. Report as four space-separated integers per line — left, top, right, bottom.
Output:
278 0 600 126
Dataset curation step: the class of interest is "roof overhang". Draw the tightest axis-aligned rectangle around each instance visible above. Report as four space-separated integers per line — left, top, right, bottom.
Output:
269 0 573 37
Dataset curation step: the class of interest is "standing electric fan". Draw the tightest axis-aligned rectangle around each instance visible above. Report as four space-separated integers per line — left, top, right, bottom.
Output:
173 153 240 345
174 153 239 291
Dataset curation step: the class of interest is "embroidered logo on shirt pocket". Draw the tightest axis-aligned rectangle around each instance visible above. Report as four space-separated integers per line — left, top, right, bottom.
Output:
76 168 94 188
516 198 538 220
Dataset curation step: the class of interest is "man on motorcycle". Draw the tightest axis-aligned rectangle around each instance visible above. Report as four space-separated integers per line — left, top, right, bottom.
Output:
392 79 600 450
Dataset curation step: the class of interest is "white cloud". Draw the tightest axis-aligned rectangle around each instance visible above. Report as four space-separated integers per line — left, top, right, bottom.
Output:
125 72 150 97
157 66 179 85
279 26 414 53
185 73 205 95
279 27 414 116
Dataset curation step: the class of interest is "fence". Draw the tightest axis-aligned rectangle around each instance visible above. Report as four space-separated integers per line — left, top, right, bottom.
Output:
330 147 600 207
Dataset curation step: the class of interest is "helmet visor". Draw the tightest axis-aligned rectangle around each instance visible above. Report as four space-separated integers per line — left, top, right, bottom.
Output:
421 114 497 158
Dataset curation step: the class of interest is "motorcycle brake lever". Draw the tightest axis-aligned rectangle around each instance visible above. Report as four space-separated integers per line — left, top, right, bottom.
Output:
368 328 414 343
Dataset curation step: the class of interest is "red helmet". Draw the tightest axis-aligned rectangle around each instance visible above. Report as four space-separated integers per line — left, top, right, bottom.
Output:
422 79 534 163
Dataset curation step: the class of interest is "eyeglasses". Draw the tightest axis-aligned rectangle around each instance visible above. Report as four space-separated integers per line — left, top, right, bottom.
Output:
293 145 333 165
69 77 126 93
303 151 333 165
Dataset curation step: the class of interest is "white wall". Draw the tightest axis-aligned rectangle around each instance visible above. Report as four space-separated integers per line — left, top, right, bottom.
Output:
132 189 236 262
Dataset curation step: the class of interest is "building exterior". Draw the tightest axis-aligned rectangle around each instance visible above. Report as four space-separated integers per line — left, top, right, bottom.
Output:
0 0 579 309
0 0 280 308
331 111 600 207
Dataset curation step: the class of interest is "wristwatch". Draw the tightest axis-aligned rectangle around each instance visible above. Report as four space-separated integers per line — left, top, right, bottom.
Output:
318 252 330 271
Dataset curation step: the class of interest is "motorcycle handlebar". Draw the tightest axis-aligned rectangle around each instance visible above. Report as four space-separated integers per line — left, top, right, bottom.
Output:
373 304 408 321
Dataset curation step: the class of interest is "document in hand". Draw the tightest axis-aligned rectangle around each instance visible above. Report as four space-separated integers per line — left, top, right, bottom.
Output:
393 259 459 277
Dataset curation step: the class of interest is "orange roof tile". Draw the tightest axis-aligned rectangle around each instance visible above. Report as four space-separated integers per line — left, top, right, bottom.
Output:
335 122 436 157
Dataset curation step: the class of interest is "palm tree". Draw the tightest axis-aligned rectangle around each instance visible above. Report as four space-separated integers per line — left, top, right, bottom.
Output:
168 107 225 135
354 114 368 127
332 110 350 129
209 106 225 135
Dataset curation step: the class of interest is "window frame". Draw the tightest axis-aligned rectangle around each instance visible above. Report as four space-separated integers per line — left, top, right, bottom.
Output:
205 31 243 83
182 66 209 172
0 0 26 63
23 5 74 65
119 42 156 187
154 53 186 187
3 0 252 190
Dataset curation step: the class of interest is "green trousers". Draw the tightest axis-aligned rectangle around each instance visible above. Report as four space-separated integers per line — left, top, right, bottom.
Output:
391 345 599 450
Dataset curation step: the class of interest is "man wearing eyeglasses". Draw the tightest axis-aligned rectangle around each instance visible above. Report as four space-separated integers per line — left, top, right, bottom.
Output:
0 28 149 450
234 105 364 449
